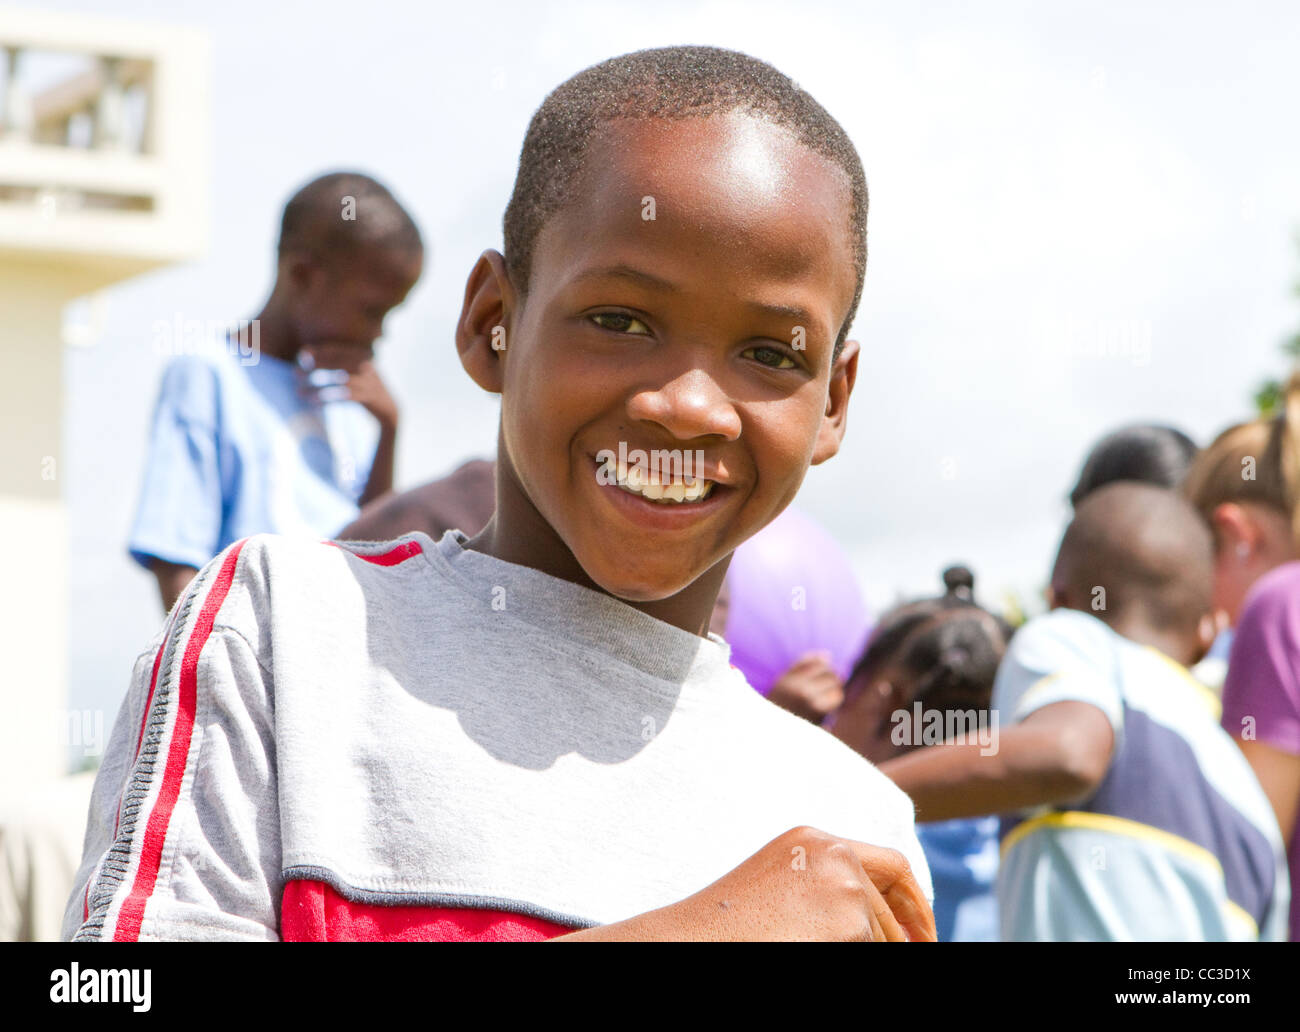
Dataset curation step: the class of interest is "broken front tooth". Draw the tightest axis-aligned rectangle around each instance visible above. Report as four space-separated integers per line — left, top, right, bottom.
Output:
664 482 686 502
640 482 665 500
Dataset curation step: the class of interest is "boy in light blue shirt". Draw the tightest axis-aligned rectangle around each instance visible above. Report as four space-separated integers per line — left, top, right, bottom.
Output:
128 170 422 611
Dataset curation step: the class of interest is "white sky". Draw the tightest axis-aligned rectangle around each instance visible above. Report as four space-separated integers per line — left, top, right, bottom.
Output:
34 0 1300 743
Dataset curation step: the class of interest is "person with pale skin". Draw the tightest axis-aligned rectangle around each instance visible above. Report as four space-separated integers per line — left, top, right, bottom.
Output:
1184 371 1300 940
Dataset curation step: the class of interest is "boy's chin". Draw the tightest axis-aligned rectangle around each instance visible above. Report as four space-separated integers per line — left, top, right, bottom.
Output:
573 548 701 604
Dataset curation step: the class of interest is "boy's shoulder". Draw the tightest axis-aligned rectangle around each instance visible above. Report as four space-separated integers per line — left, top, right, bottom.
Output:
998 608 1121 689
1012 607 1117 655
185 529 435 643
150 350 229 419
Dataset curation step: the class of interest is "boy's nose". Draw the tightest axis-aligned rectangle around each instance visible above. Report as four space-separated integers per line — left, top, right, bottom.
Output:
626 368 742 442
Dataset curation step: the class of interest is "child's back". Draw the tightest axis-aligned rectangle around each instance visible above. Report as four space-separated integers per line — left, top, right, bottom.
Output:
994 606 1287 941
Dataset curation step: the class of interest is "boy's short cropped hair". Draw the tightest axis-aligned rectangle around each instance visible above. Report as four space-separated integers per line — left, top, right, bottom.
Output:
278 170 423 260
503 45 868 361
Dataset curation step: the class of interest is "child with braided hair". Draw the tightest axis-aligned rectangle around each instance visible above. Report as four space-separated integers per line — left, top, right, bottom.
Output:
831 566 1009 940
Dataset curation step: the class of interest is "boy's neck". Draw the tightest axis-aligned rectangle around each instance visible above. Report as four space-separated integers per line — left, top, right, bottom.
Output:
249 294 301 364
1092 609 1198 668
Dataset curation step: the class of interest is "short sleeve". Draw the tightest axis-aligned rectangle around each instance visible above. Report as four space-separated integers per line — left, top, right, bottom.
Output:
65 538 280 941
127 357 225 571
993 610 1124 738
1222 564 1300 756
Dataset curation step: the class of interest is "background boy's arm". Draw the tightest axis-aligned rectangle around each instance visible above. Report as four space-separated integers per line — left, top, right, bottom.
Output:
327 356 398 506
148 557 199 614
127 358 224 609
358 419 397 507
551 827 936 942
878 700 1115 822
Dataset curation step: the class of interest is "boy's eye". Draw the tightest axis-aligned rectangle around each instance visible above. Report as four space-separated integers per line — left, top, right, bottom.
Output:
590 312 651 335
745 345 798 370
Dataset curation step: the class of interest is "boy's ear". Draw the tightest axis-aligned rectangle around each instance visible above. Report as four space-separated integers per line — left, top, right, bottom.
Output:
810 338 860 466
456 249 516 395
283 251 318 295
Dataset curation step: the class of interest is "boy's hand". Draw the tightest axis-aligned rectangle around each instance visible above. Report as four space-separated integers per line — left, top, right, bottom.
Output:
555 826 936 941
767 651 844 723
298 343 399 430
332 358 399 430
682 826 935 941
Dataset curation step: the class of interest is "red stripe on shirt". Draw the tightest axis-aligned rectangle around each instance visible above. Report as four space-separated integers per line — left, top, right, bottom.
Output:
280 880 572 941
324 539 424 566
112 539 249 941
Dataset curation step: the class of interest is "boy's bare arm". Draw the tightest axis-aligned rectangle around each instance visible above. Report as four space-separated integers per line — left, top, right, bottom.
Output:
358 421 397 507
878 701 1115 822
551 827 936 942
148 557 199 614
338 357 398 507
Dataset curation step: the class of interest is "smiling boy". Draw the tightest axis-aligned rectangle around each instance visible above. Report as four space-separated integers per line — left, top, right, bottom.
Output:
64 46 934 942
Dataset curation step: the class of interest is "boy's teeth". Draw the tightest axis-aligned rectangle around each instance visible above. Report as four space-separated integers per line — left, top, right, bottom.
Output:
606 457 715 504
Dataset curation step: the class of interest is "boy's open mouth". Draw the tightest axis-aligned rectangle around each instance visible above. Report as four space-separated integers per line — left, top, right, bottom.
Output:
589 456 730 522
606 457 716 504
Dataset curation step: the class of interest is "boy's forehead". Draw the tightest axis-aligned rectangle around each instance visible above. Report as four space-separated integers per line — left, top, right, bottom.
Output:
531 112 856 316
596 113 848 241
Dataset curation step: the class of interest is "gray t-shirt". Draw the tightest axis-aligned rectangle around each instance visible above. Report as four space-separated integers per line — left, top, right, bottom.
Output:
66 530 931 940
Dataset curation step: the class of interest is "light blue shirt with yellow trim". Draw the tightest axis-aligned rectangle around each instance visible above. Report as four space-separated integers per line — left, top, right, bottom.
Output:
993 609 1289 941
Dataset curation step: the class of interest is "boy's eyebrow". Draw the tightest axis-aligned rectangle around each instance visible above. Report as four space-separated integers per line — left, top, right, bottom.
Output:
571 264 820 329
570 264 678 292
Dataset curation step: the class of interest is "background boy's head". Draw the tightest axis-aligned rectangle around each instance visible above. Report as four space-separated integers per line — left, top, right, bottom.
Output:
1050 482 1216 664
457 46 869 604
274 171 423 371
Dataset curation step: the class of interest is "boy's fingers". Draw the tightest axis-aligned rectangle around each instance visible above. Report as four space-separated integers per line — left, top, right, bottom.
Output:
863 879 907 942
849 843 937 942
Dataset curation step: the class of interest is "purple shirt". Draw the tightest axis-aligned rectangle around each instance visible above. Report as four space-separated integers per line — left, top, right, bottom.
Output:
1222 561 1300 941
